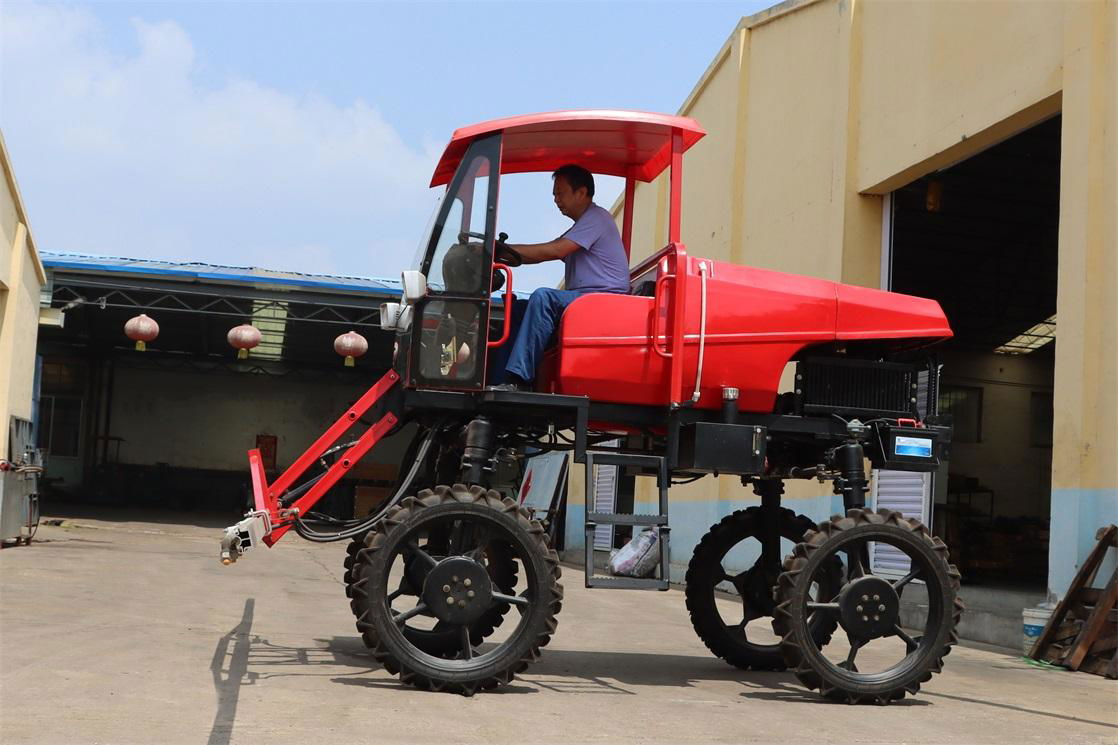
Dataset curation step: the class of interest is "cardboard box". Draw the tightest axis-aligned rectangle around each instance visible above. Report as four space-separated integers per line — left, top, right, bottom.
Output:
354 485 392 518
348 461 399 483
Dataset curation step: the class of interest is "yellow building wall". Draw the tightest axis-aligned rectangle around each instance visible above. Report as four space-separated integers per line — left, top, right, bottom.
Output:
602 0 1116 591
856 1 1065 195
738 0 848 279
0 132 48 459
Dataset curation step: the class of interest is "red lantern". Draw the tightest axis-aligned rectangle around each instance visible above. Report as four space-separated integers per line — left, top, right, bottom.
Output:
334 330 368 367
124 313 159 352
227 324 262 360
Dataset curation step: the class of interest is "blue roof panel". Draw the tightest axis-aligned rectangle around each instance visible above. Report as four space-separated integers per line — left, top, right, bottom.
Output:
40 251 402 296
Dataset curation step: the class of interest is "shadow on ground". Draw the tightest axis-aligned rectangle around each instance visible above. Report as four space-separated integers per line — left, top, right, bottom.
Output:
43 500 240 530
207 619 1118 734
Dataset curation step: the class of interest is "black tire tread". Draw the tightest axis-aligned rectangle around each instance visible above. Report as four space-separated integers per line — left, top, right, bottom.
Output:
685 506 839 670
772 507 964 705
348 483 563 695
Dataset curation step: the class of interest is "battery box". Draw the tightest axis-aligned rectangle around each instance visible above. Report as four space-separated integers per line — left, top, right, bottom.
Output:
869 424 947 472
677 422 767 476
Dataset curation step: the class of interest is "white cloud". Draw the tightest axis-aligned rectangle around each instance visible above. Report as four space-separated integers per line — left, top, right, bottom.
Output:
0 2 440 276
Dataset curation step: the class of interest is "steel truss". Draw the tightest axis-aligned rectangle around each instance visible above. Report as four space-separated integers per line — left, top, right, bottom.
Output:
49 275 384 328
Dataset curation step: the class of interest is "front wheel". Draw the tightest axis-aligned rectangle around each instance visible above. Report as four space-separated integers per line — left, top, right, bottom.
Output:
773 508 963 704
348 484 562 695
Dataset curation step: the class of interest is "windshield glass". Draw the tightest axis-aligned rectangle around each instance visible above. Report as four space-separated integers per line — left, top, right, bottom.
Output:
410 192 444 276
421 140 497 297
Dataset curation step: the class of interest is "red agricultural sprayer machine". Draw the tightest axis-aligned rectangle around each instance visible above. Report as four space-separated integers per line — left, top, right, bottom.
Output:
220 111 962 703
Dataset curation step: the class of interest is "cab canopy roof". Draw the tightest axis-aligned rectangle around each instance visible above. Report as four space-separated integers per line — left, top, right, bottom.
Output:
430 110 706 187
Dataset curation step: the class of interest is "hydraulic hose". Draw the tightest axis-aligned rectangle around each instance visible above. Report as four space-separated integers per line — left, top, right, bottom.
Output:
291 423 440 542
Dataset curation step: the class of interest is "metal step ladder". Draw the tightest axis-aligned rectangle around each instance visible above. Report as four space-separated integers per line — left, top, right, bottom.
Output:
583 450 670 590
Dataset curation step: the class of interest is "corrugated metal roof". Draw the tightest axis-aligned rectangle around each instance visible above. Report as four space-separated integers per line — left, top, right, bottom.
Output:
40 251 402 296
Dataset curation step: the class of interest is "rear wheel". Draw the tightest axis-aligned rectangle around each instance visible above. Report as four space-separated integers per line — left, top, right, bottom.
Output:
348 484 562 694
685 507 841 670
773 508 963 704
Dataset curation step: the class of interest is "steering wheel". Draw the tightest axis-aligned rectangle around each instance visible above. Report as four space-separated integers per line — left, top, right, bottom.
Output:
494 232 523 267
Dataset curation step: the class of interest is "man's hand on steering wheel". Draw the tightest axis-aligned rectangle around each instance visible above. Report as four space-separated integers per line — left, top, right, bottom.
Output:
494 232 523 267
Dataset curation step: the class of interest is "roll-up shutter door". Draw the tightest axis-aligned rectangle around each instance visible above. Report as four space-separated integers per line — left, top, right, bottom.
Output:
870 470 930 577
592 440 620 550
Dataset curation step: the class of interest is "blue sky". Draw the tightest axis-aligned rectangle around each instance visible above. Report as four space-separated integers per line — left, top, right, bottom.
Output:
2 1 772 290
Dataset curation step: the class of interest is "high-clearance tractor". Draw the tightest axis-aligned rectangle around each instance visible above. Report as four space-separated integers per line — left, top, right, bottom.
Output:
220 111 962 703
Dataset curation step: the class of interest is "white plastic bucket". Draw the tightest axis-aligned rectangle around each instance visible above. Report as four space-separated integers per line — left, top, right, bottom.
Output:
1022 606 1053 655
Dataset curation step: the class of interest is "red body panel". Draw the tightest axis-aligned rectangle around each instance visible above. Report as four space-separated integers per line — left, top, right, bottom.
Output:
537 248 952 413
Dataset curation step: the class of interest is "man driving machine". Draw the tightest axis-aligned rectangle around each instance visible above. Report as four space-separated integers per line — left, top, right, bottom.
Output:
491 164 630 391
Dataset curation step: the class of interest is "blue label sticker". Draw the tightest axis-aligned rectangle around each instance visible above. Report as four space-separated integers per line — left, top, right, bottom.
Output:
895 436 933 458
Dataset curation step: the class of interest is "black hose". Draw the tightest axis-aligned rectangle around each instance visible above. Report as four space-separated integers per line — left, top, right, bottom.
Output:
292 423 440 543
672 474 705 485
280 471 327 507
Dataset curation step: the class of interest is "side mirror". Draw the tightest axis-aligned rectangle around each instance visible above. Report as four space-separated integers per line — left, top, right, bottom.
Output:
401 270 427 303
379 302 402 331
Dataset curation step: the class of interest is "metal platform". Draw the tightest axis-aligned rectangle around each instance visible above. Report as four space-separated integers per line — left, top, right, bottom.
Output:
583 450 670 591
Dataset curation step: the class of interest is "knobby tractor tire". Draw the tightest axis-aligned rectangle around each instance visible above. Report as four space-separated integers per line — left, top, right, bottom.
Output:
685 507 842 670
348 484 563 695
344 535 518 657
773 508 964 704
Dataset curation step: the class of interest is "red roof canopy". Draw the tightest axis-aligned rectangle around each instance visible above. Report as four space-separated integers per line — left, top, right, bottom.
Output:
430 110 706 187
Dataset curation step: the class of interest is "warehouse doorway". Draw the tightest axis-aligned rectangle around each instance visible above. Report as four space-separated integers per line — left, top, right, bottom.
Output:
886 115 1060 591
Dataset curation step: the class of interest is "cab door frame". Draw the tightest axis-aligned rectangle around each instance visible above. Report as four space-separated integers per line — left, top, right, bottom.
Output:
408 133 503 391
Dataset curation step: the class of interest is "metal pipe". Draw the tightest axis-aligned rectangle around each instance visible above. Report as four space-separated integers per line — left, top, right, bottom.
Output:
690 261 709 405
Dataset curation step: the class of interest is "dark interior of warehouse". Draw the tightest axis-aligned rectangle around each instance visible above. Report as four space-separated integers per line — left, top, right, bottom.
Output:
891 115 1061 588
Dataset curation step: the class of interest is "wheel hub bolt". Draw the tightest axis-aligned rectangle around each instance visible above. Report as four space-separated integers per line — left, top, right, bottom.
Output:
447 596 455 605
458 600 467 608
862 595 869 602
443 584 451 593
873 594 880 601
862 615 869 622
856 605 863 612
452 576 459 582
468 590 475 598
878 604 886 612
464 578 472 587
874 615 880 621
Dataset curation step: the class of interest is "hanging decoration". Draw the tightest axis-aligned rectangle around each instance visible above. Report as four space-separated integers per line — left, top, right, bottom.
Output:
227 324 262 360
124 313 159 352
334 330 368 367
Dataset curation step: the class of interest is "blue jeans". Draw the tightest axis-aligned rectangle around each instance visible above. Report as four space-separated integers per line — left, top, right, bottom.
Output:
502 287 585 383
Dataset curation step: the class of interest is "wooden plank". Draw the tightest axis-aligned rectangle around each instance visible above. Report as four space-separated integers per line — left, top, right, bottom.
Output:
1106 647 1118 680
1088 630 1117 656
1030 524 1116 659
1064 564 1118 670
1053 620 1081 641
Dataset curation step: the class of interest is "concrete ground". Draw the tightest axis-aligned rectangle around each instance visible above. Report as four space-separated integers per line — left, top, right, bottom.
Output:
1 509 1115 745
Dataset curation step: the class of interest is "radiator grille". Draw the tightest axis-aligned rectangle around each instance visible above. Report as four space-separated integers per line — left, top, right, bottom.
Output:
797 358 917 418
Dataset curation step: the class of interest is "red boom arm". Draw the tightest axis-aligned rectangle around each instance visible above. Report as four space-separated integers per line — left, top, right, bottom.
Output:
247 369 401 547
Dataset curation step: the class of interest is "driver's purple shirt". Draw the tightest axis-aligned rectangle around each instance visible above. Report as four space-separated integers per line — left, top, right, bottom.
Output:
561 203 629 294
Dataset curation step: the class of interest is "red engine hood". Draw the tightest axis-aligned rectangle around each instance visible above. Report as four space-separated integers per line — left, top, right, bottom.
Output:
834 284 952 343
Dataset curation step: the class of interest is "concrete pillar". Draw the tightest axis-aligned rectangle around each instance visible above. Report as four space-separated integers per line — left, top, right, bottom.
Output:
1048 0 1118 600
0 221 29 457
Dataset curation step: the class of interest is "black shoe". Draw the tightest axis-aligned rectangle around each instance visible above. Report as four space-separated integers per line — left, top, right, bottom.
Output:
487 382 521 392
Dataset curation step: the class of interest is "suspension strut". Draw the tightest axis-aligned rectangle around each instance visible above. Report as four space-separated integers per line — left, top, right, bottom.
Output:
829 420 871 576
460 416 495 486
754 478 784 574
831 420 870 511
